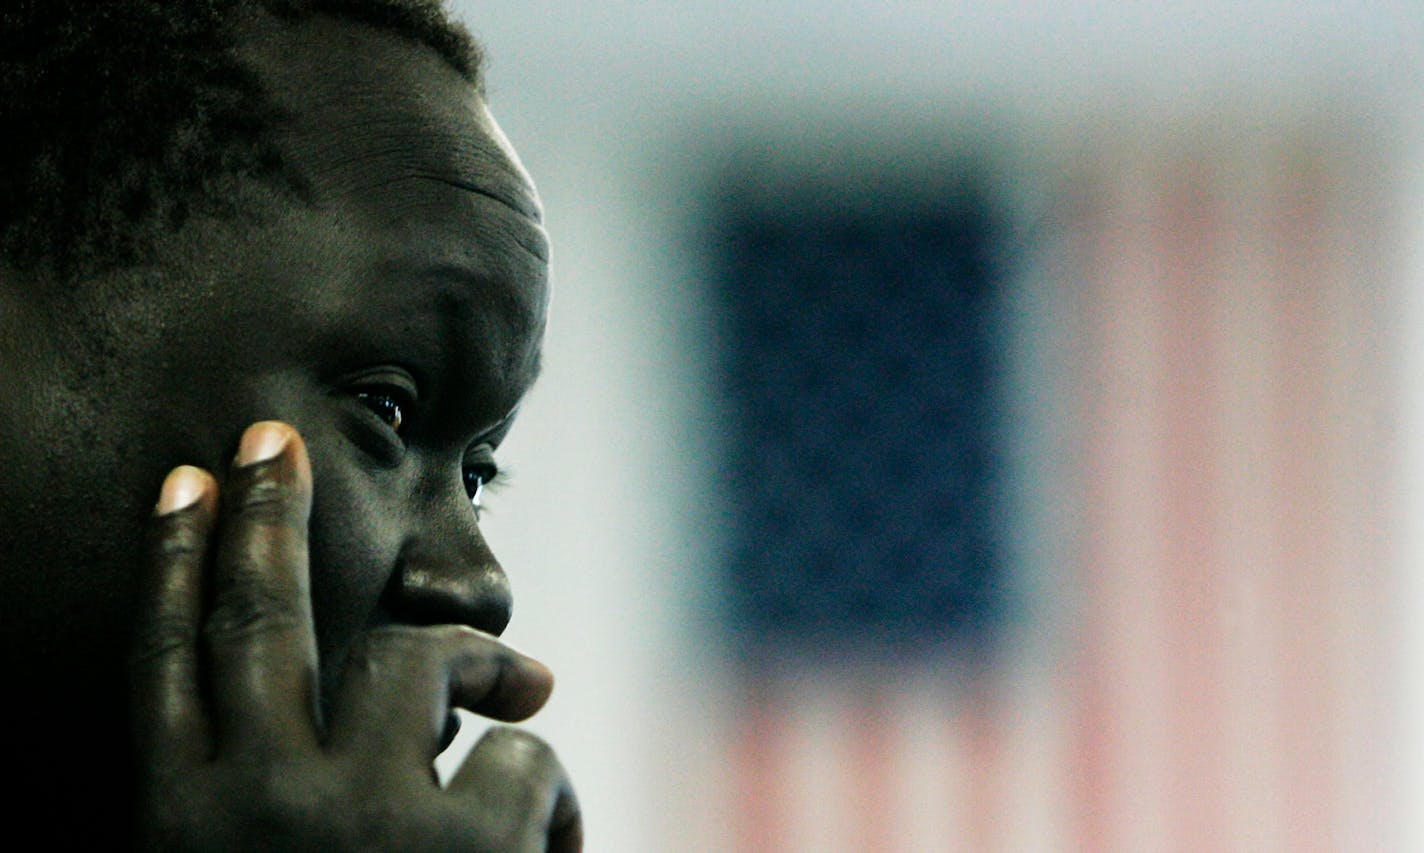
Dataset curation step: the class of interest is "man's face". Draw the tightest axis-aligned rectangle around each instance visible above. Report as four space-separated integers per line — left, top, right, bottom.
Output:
0 15 549 713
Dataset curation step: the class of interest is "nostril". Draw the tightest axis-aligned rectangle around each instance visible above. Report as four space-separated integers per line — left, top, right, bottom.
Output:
386 555 513 636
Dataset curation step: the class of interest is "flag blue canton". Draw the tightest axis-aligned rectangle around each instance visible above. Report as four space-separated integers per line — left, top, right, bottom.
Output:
715 191 1008 662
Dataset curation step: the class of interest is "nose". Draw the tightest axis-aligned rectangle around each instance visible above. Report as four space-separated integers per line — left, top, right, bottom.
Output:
386 520 512 636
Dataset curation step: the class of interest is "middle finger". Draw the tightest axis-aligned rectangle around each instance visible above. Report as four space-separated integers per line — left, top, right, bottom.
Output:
205 421 321 756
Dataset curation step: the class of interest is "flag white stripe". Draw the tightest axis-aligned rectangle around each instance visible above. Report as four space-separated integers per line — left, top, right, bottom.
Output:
1270 153 1343 853
1214 136 1288 853
783 678 855 853
885 675 962 853
1331 154 1393 853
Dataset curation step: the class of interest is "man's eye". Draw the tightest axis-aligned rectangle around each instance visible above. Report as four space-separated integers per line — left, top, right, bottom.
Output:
355 390 404 433
463 463 498 519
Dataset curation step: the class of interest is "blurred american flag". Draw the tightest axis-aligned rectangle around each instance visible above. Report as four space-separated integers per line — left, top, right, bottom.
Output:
685 116 1394 852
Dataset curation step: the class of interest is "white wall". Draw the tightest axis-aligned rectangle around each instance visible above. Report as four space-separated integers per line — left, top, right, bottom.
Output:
449 3 1424 850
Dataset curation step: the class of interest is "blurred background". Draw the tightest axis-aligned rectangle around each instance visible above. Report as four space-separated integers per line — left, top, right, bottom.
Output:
450 2 1424 850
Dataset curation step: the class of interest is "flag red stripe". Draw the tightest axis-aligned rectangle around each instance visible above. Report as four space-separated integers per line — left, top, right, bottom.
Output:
734 680 790 853
849 688 896 852
1160 163 1227 852
965 676 1002 853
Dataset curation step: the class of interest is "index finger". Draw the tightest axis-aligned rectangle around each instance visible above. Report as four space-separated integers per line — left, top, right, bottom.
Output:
326 625 554 774
129 465 219 768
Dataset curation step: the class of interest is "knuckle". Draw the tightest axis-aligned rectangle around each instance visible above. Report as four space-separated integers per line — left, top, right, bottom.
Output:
205 573 305 640
350 626 447 679
367 623 493 655
149 514 208 558
240 764 368 849
481 726 558 771
366 623 429 643
476 820 534 853
128 611 195 667
432 622 493 650
253 763 328 816
155 532 205 561
343 627 411 674
362 624 434 657
464 728 567 851
232 478 302 524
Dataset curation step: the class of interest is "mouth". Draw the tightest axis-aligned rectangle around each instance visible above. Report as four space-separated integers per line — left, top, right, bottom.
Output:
432 707 486 788
439 708 462 751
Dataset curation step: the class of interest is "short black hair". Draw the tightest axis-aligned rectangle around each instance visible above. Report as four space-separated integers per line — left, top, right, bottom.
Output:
0 0 483 283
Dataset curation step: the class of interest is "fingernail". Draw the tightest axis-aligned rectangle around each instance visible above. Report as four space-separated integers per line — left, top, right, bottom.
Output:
156 466 208 515
236 421 291 466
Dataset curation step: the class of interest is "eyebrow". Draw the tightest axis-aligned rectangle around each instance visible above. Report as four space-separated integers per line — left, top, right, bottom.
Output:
425 270 546 431
479 385 539 444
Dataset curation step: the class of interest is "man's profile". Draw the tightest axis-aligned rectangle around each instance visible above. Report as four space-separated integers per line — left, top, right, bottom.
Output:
0 2 580 848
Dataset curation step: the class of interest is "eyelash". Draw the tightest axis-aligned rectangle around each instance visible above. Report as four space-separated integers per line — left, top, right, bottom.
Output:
355 389 406 433
464 464 501 520
353 386 503 520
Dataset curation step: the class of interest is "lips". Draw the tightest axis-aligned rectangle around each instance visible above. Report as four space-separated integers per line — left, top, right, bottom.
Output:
433 707 486 788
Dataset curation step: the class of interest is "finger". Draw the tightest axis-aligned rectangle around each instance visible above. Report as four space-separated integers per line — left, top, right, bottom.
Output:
449 726 581 852
450 634 553 723
549 788 584 853
327 625 554 773
129 465 219 766
204 421 320 754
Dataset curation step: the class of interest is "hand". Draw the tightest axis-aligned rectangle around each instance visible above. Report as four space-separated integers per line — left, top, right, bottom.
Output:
127 422 581 851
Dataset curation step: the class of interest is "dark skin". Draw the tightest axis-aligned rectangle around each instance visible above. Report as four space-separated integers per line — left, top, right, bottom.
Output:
0 13 578 850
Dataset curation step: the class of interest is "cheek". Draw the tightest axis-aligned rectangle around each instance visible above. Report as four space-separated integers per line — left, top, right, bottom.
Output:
303 439 408 686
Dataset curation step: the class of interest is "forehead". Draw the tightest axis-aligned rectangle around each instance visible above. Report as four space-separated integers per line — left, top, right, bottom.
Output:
220 13 549 400
240 14 542 224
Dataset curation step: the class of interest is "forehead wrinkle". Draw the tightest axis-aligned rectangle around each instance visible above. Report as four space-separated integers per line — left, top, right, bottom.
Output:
281 133 549 266
414 173 542 225
406 174 549 264
285 116 515 193
273 79 520 173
